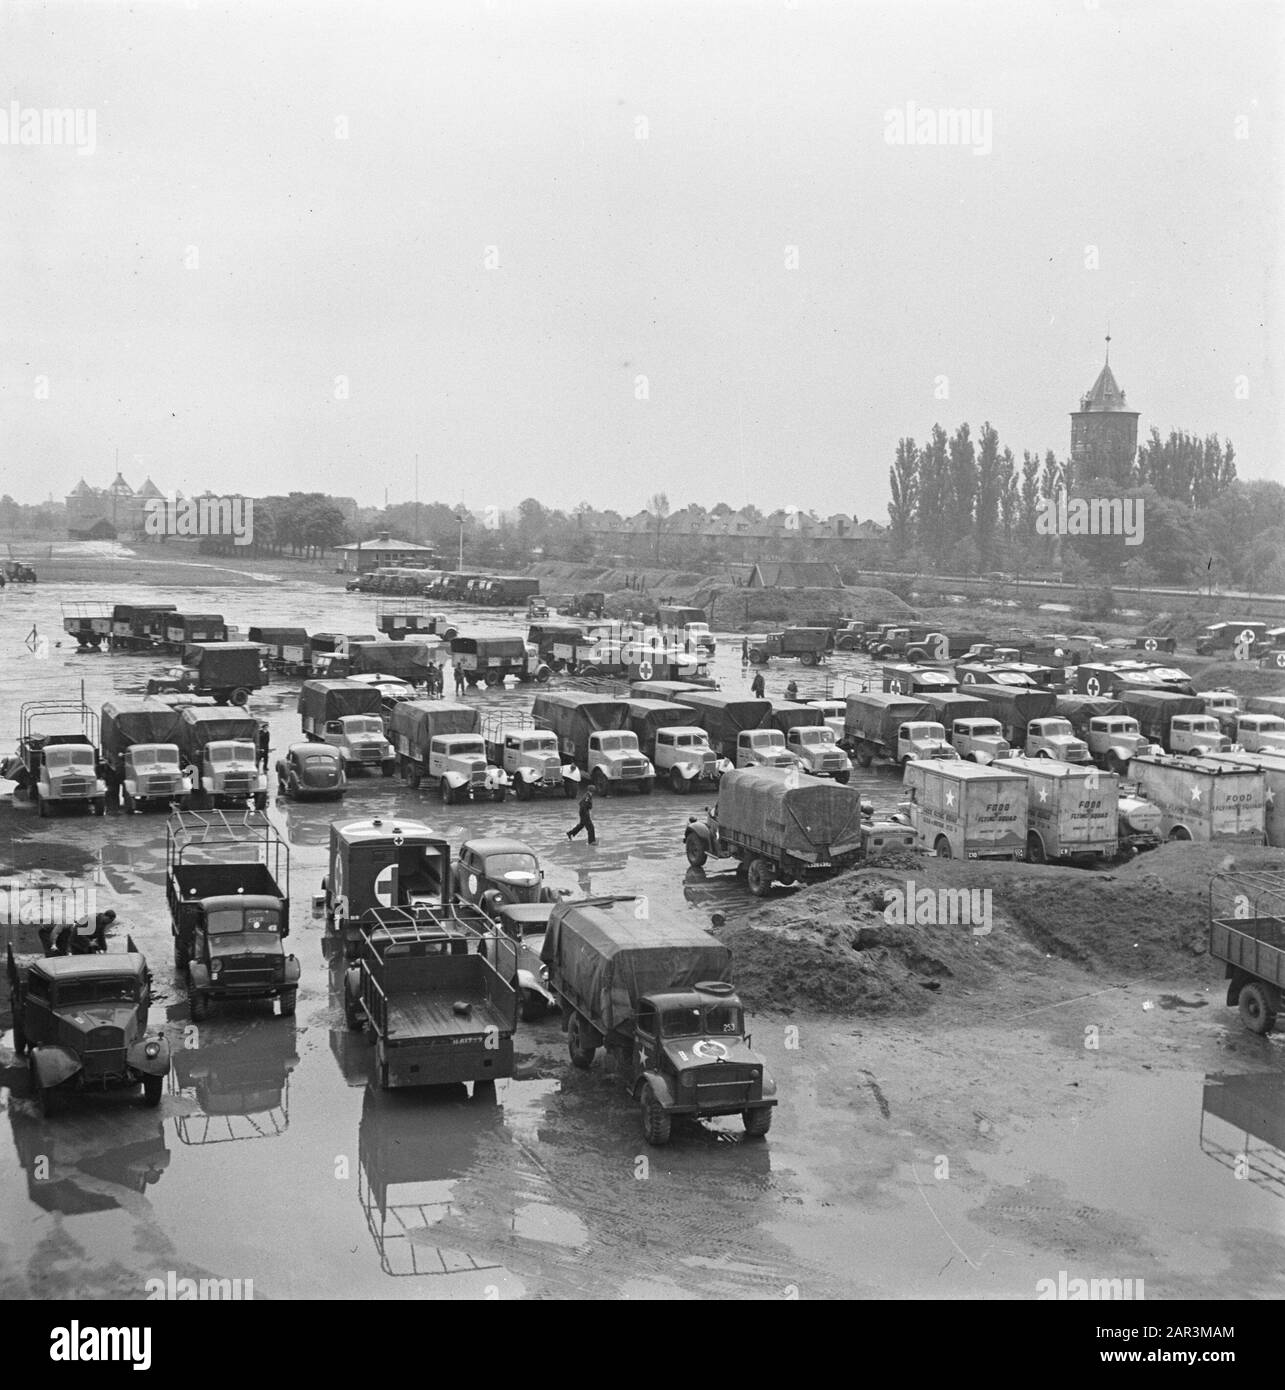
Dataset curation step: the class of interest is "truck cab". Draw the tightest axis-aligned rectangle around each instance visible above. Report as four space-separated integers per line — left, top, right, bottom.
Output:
495 728 578 799
680 621 715 655
199 737 268 808
32 739 108 817
807 700 846 739
1170 715 1234 756
1234 715 1285 754
783 726 852 781
321 714 396 776
1025 717 1092 763
950 718 1010 764
1197 690 1241 737
653 727 726 794
897 721 958 764
8 944 170 1115
736 728 797 770
588 731 654 793
429 734 508 803
121 743 192 812
1085 716 1153 772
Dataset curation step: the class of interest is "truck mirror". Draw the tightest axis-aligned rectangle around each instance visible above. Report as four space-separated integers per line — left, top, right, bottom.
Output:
312 894 326 919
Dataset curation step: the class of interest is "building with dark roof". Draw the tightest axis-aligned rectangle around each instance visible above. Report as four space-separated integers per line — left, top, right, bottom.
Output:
1070 337 1140 476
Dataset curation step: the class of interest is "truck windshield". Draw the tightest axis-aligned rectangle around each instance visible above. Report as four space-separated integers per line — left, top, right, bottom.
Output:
661 1004 743 1038
1042 721 1073 737
1189 719 1220 733
210 743 255 762
597 735 633 752
796 729 835 745
207 908 280 935
674 734 704 748
138 747 180 766
448 738 485 755
57 978 139 1006
347 718 384 735
526 737 558 753
45 747 93 768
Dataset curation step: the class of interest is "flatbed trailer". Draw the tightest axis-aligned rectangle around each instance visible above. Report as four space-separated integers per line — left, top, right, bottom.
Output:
1209 872 1285 1034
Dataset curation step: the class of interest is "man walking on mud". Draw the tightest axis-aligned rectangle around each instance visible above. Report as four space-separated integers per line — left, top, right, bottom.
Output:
750 669 765 699
566 785 596 845
454 662 466 696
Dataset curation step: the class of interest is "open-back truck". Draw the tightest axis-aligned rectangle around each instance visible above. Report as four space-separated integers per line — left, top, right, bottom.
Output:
16 700 108 818
1208 871 1285 1034
541 896 776 1144
166 810 298 1020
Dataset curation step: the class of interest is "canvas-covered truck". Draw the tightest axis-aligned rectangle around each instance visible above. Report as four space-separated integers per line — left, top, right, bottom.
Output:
61 602 113 650
959 683 1058 750
656 605 716 655
921 692 999 758
629 679 716 703
1119 691 1220 755
1208 872 1285 1034
627 700 726 792
483 712 579 799
161 613 228 648
110 602 178 651
532 692 654 794
1000 756 1119 863
747 627 829 666
1128 755 1267 843
671 691 771 762
1207 751 1285 848
298 679 396 776
450 633 538 687
540 897 776 1143
1195 621 1269 657
842 693 957 767
176 706 269 809
734 727 801 771
328 639 441 685
899 759 1028 861
1056 694 1155 773
684 766 912 895
769 705 853 780
7 940 170 1115
343 907 519 1093
882 663 958 696
147 642 267 706
388 699 508 802
166 810 298 1020
248 626 312 677
866 625 946 660
16 700 108 818
100 698 191 812
374 599 457 641
1024 717 1092 764
1232 713 1285 755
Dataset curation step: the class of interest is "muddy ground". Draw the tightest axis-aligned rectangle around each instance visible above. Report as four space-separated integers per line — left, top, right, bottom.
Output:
0 575 1282 1301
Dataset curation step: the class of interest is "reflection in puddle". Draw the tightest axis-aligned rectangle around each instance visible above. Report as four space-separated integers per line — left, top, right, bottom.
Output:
169 1022 299 1145
1200 1072 1285 1199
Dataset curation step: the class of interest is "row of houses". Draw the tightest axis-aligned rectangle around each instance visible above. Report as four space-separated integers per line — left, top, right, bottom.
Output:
579 505 886 543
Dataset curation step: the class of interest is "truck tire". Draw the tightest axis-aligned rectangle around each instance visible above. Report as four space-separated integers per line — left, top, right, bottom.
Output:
670 767 690 794
279 988 297 1017
188 983 208 1022
563 780 578 798
122 790 135 814
1035 749 1050 759
1107 753 1129 775
142 1073 163 1108
743 1107 772 1138
592 768 610 796
748 650 767 665
567 1015 596 1069
1027 833 1046 864
514 777 532 801
834 770 850 784
637 778 653 796
36 792 48 818
485 669 505 687
439 777 453 804
746 857 774 897
934 836 952 860
10 995 27 1055
855 745 873 769
491 785 506 803
174 935 190 971
30 1059 59 1118
381 759 395 778
799 651 818 667
229 688 251 707
1239 982 1277 1035
685 836 708 868
640 1087 672 1145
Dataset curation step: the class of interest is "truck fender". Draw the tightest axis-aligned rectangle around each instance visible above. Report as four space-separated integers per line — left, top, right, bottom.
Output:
484 767 509 788
675 761 699 780
444 771 469 790
284 955 302 985
633 1070 676 1108
1108 744 1135 764
516 766 539 783
562 764 582 784
516 967 556 1008
759 1065 778 1100
189 962 211 990
127 1034 172 1076
31 1045 80 1089
685 821 713 849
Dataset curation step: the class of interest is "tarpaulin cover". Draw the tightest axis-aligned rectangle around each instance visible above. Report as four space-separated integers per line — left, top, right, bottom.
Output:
844 693 930 746
298 680 382 721
1054 694 1126 735
178 706 260 750
768 703 824 734
921 691 991 724
347 641 431 677
715 766 866 857
955 684 1056 728
675 693 771 755
389 699 478 753
628 681 708 702
541 898 731 1036
626 700 694 743
1119 690 1205 721
182 643 263 683
101 699 184 759
532 693 629 759
249 626 309 647
451 635 528 659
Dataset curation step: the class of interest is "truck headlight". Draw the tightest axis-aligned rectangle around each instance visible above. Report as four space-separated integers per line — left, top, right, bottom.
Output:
210 959 222 977
144 1041 161 1059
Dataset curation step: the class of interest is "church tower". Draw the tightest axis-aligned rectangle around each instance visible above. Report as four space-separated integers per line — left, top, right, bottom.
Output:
1070 335 1139 479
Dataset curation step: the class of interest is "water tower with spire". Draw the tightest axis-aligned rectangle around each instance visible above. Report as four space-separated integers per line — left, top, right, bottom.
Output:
1070 333 1140 477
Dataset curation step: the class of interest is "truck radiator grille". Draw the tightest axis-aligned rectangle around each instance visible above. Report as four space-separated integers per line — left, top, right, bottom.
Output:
83 1027 126 1076
58 778 94 795
622 761 649 776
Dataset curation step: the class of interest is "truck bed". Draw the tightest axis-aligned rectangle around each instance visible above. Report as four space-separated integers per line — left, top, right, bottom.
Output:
1211 915 1285 988
387 992 507 1041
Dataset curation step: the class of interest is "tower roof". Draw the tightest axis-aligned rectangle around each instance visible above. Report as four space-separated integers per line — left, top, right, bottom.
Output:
1080 360 1130 412
137 476 165 499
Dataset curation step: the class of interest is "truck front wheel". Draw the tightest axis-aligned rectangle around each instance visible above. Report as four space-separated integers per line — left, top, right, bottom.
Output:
685 836 708 868
743 1107 772 1138
798 651 818 667
188 984 208 1022
229 688 251 707
592 769 609 796
567 1015 596 1069
834 770 850 784
439 777 454 804
640 1087 672 1145
1027 833 1046 864
670 768 690 794
30 1060 59 1118
279 989 297 1017
122 790 135 814
1239 982 1277 1035
855 746 873 768
746 857 774 897
142 1073 163 1108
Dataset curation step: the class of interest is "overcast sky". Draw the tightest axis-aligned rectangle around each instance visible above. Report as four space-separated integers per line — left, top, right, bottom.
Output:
4 0 1281 515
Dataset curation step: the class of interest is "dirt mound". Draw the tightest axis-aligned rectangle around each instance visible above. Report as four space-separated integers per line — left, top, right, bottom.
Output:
1183 662 1285 698
709 843 1285 1017
709 585 915 631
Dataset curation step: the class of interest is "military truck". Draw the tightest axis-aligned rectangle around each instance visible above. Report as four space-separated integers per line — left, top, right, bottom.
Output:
1198 690 1242 737
528 622 586 671
1128 755 1266 843
1195 621 1269 657
450 633 538 687
921 691 999 759
540 897 776 1143
531 692 654 794
734 727 801 771
482 711 579 799
882 663 958 696
162 613 228 648
388 699 507 802
1232 713 1285 755
684 766 912 895
899 760 1027 861
656 605 716 656
249 626 313 677
298 679 397 776
1119 691 1218 755
667 691 771 763
747 627 829 667
999 756 1119 863
176 706 269 809
1055 694 1153 773
343 907 519 1092
318 817 455 960
958 683 1057 751
629 679 717 702
866 625 947 660
17 700 108 818
147 642 267 706
8 940 170 1115
1207 751 1285 848
166 810 298 1020
110 602 178 651
1023 717 1092 764
769 704 852 780
374 599 457 641
842 693 957 767
1208 871 1285 1034
61 602 113 651
100 698 191 812
627 699 725 792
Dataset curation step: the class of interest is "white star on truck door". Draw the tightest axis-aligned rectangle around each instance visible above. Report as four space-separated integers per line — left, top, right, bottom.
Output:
1191 786 1201 802
945 790 955 806
1038 787 1049 802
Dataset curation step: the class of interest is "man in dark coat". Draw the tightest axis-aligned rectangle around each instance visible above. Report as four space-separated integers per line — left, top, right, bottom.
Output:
566 786 596 845
750 670 766 699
